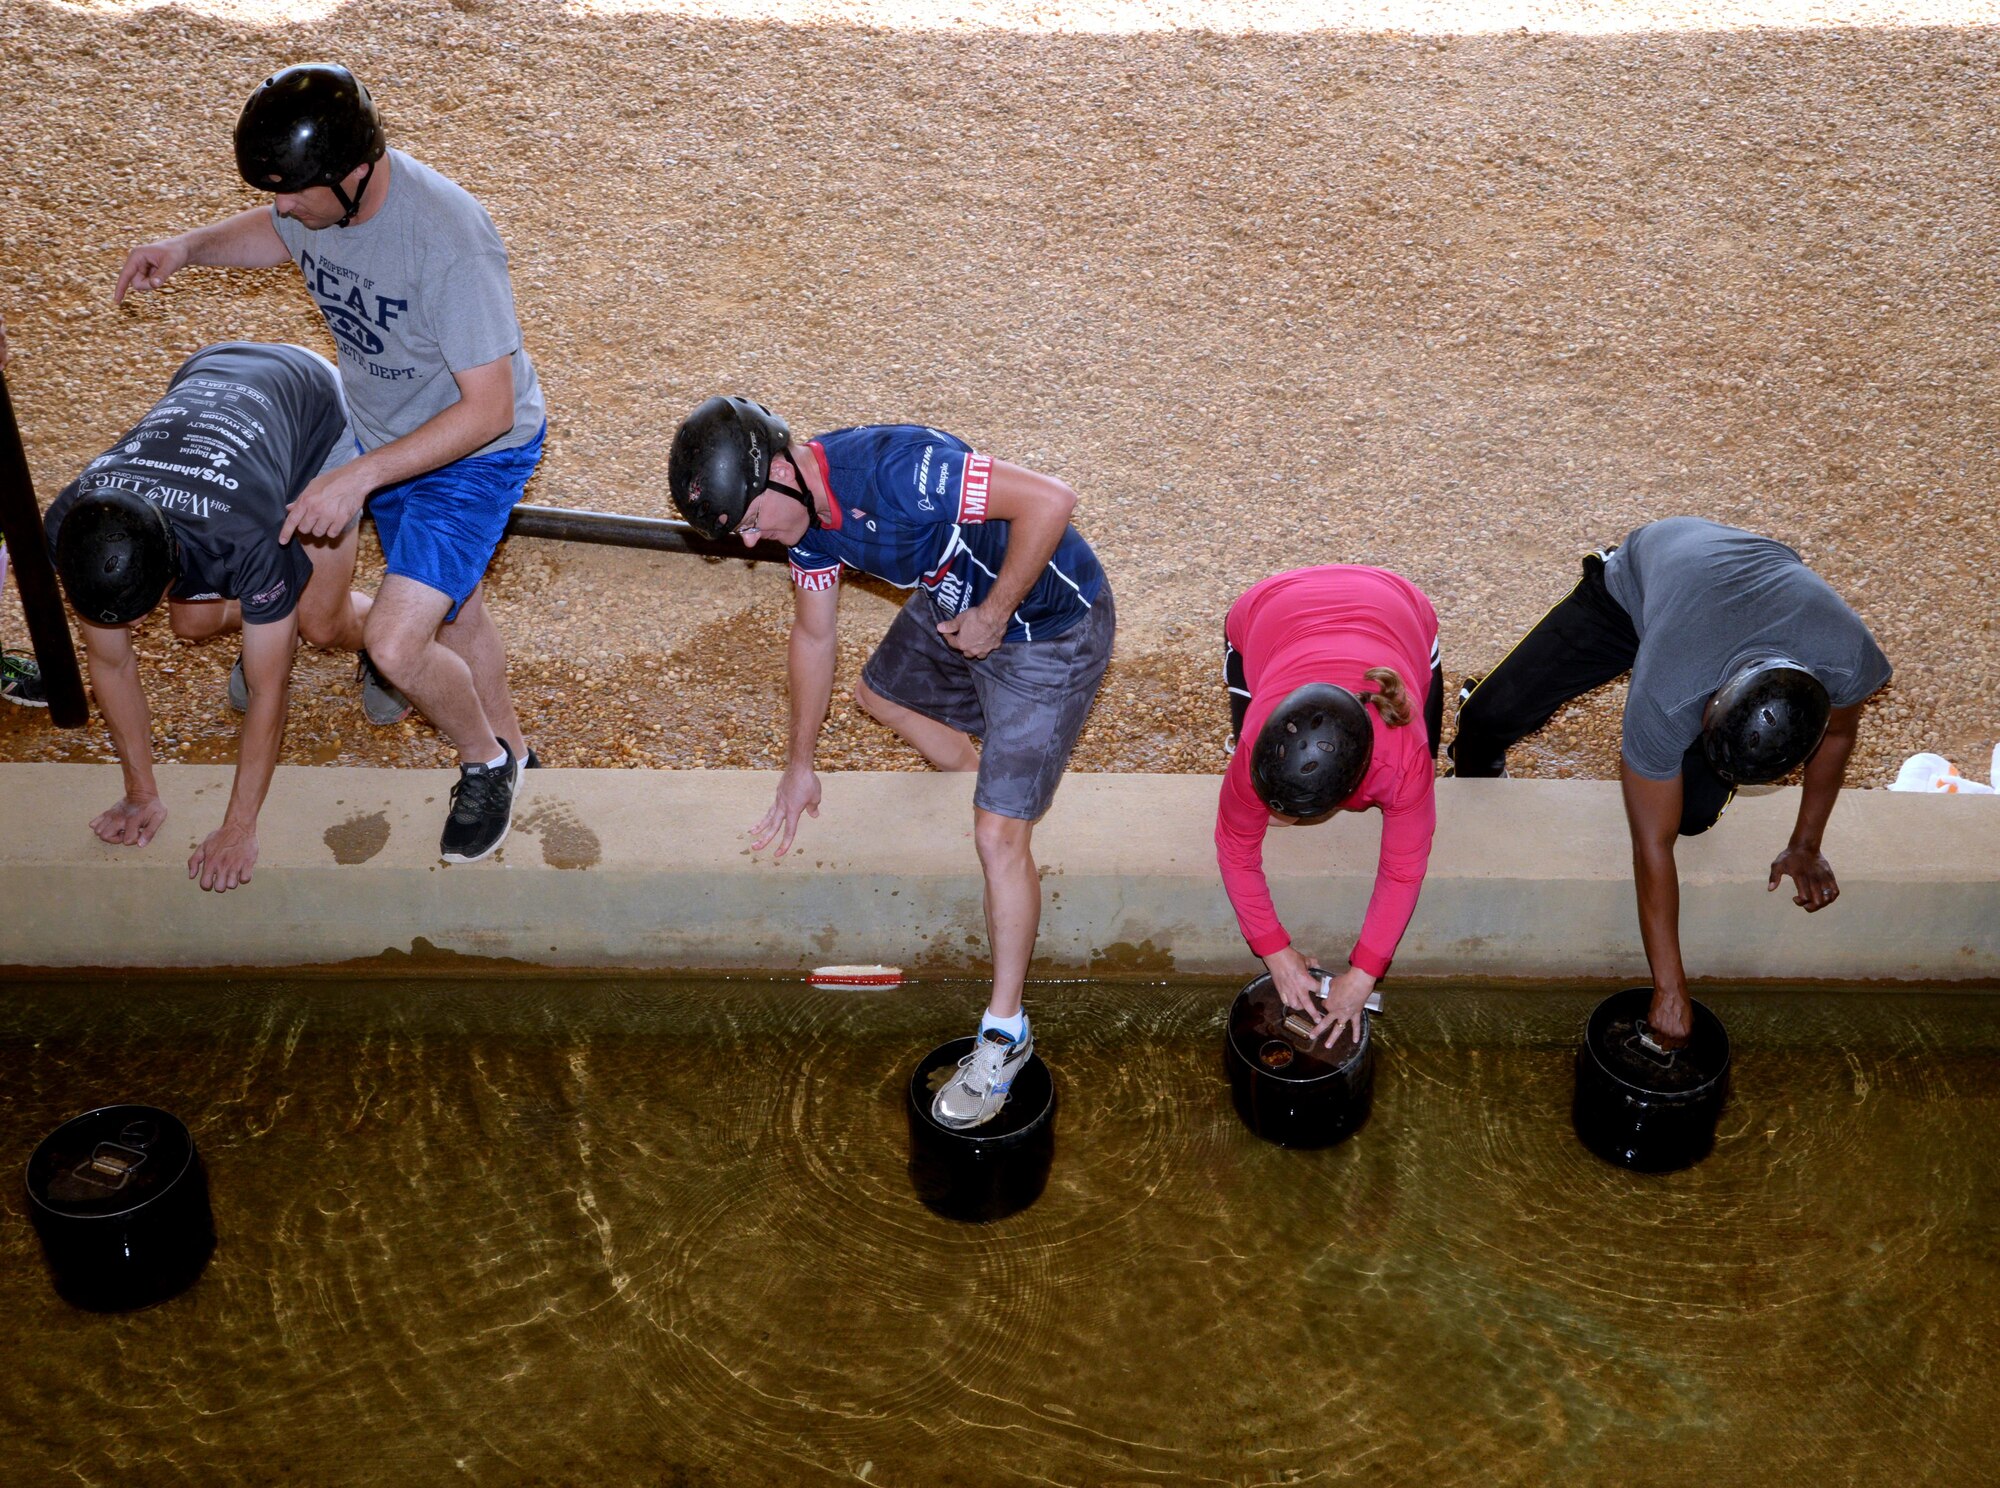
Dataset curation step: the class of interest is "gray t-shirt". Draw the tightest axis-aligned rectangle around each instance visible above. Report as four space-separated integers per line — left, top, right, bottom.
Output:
1603 517 1892 779
270 149 545 457
45 343 351 625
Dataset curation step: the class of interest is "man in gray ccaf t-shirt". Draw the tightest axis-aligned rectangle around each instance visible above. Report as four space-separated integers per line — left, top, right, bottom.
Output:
1450 517 1891 1047
115 63 543 866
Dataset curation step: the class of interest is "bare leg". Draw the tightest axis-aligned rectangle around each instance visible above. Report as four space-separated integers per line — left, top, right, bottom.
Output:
364 575 499 762
437 583 524 758
855 677 979 771
973 809 1039 1019
168 599 242 641
293 523 370 652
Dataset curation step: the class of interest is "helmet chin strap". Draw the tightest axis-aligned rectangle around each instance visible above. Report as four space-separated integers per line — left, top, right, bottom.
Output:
328 157 377 228
765 465 822 530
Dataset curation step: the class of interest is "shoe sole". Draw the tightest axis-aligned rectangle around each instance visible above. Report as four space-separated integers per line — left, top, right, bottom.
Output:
931 1094 1012 1130
357 655 413 726
1 693 49 708
440 817 510 865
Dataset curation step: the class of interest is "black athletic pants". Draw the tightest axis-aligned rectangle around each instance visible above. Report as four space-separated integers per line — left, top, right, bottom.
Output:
1226 644 1445 760
1448 550 1734 837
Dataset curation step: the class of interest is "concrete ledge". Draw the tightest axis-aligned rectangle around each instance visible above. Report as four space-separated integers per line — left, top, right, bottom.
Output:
0 765 1994 980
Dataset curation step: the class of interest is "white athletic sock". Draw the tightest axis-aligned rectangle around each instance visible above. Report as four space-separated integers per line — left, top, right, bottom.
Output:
980 1009 1027 1042
482 750 509 772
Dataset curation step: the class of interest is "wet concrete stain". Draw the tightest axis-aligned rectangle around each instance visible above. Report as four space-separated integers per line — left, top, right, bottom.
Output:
516 804 602 870
323 810 391 865
343 935 534 970
1089 939 1178 974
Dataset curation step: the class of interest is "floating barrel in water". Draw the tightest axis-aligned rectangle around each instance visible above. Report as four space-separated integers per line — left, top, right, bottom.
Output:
1224 974 1376 1148
25 1105 215 1310
906 1038 1056 1223
1573 987 1730 1172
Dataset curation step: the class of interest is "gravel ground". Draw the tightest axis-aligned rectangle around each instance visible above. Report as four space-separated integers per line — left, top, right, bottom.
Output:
2 0 1994 786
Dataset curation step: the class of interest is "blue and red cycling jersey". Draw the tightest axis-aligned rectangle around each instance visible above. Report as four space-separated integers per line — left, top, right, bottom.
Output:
786 425 1104 644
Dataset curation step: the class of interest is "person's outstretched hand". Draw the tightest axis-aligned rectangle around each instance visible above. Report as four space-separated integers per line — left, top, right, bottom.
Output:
115 238 191 303
750 764 821 859
190 821 259 892
279 463 373 544
1646 983 1693 1049
92 793 167 848
1263 944 1324 1014
1308 965 1376 1050
1770 845 1839 912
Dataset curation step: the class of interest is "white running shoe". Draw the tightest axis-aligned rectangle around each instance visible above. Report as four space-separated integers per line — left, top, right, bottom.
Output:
932 1023 1035 1130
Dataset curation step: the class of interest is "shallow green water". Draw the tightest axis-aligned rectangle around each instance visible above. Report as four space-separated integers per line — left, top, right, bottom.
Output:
2 976 1996 1486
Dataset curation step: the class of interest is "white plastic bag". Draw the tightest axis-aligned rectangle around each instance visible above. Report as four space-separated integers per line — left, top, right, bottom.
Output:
1890 751 1996 795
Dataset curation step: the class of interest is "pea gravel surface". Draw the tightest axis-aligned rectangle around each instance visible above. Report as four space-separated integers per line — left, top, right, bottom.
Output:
2 0 1993 787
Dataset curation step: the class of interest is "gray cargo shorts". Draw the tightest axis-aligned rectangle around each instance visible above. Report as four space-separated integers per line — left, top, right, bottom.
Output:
861 586 1116 821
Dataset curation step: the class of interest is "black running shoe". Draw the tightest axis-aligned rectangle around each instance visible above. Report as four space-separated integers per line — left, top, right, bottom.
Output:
440 739 517 864
1 650 46 707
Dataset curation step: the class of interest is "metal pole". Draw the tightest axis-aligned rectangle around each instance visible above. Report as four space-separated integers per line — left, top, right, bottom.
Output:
0 369 87 727
505 503 790 565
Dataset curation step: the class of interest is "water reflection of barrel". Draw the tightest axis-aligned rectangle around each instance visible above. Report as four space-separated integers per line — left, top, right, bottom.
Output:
906 1038 1056 1223
25 1105 215 1311
1573 988 1730 1172
1224 974 1375 1149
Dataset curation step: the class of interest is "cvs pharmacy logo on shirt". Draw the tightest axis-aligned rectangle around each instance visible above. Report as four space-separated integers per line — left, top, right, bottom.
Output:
297 250 408 361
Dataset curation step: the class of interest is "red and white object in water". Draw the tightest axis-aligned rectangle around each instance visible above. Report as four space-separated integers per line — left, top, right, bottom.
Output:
810 964 905 990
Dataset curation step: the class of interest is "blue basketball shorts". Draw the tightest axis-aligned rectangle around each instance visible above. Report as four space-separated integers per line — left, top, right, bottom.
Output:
366 422 545 623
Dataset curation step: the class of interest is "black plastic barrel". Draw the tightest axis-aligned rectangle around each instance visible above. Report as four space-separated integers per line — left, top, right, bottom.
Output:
1224 974 1375 1148
1573 988 1730 1172
25 1105 214 1310
906 1038 1056 1223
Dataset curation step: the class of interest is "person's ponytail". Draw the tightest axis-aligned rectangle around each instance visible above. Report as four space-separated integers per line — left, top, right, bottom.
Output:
1358 667 1413 728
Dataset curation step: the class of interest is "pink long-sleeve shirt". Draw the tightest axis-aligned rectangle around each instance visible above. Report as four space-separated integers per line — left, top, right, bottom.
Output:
1216 565 1440 978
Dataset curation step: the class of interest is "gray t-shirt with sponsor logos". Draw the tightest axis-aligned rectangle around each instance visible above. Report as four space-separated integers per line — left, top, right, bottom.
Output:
44 343 351 625
270 148 545 456
1603 517 1891 779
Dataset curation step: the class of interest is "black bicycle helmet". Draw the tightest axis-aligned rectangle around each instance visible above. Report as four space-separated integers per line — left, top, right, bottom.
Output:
235 64 387 225
668 396 798 539
1701 658 1830 784
1250 684 1374 820
53 489 178 626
